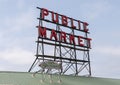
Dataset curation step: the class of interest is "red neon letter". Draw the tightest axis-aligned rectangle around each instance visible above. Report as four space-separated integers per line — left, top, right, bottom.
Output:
38 26 46 38
41 8 49 19
86 38 92 48
71 18 76 29
83 22 89 32
69 34 75 45
50 29 58 41
60 31 66 43
62 15 68 26
52 11 59 23
78 36 84 47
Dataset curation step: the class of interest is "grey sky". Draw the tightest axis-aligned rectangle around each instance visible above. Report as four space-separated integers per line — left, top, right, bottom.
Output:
0 0 120 79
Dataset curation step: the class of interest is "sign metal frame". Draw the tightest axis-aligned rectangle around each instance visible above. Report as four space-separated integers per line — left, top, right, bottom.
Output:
29 7 92 76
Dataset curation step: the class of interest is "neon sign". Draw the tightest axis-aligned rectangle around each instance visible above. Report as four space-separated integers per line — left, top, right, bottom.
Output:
29 7 92 76
38 8 92 48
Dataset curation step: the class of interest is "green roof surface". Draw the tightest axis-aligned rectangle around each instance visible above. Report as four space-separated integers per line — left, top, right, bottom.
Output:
0 71 120 85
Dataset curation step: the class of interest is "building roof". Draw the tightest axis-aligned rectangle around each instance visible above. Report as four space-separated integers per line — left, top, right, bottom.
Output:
0 71 120 85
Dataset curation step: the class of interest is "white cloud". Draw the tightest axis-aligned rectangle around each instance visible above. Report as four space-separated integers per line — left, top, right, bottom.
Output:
0 47 34 65
2 9 35 32
81 1 111 20
93 45 120 57
91 45 120 78
0 1 38 71
0 4 37 50
16 0 26 10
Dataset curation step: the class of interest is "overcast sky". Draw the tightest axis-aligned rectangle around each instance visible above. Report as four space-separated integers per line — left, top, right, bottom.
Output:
0 0 120 79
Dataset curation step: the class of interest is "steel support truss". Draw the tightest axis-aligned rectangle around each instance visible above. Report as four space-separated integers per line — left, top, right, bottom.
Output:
29 7 91 77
